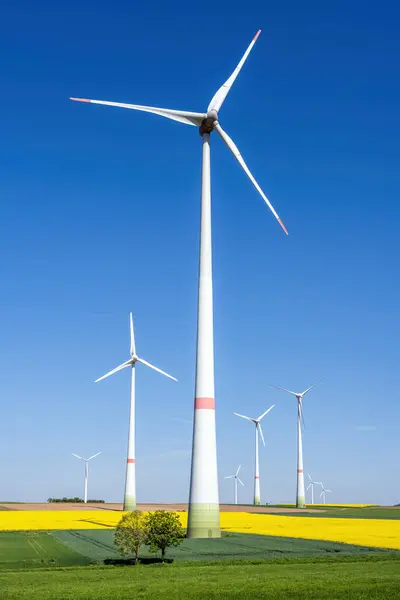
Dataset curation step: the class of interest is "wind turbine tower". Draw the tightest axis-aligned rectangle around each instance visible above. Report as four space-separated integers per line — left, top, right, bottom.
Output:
95 313 176 511
234 405 274 505
71 31 288 537
270 382 320 508
72 452 101 504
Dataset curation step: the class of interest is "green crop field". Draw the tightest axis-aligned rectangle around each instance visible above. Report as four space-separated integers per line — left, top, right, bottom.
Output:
52 530 399 563
0 532 91 570
1 557 400 599
268 507 400 520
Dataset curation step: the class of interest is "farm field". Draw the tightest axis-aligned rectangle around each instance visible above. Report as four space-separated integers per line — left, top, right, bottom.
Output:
1 558 400 600
1 509 400 550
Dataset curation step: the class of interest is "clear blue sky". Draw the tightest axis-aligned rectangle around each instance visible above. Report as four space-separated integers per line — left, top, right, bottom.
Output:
1 0 399 505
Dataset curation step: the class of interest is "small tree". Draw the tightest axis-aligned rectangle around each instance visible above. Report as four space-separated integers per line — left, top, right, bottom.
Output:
114 511 147 565
144 510 185 561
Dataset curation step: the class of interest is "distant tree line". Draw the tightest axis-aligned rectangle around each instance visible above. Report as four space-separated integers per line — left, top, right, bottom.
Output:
47 497 105 503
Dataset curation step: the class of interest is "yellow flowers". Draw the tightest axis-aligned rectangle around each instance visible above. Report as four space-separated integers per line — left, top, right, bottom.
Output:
0 510 399 550
218 512 400 550
0 511 121 531
277 504 378 508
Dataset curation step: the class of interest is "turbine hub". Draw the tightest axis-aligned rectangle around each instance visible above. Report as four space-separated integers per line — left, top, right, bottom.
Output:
199 110 218 136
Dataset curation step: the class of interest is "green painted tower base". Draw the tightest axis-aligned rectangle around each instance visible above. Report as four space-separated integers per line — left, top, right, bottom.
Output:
254 496 261 506
186 503 221 539
296 496 306 509
123 496 136 511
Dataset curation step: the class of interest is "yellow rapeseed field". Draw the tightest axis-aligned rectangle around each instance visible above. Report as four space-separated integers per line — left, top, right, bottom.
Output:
0 511 399 550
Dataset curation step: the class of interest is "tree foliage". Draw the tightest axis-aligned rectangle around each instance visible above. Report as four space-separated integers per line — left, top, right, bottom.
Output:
114 511 147 565
144 510 185 561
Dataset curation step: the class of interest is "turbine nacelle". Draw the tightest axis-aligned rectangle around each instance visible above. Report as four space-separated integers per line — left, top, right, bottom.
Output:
199 111 218 135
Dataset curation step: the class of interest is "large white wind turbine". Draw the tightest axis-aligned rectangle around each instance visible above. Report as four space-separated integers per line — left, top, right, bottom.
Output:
95 313 177 511
269 382 320 508
71 31 287 538
319 482 332 505
72 452 101 504
234 405 274 505
224 465 244 505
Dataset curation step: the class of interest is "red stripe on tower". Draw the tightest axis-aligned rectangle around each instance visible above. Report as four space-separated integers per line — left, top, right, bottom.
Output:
297 469 303 473
253 29 262 42
255 476 260 479
127 458 136 464
194 397 215 410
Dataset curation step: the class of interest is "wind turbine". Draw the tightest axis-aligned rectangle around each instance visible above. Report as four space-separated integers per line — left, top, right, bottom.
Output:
224 465 244 505
72 452 101 504
95 313 177 511
269 382 320 508
71 31 288 538
319 482 332 504
234 405 274 505
307 473 319 505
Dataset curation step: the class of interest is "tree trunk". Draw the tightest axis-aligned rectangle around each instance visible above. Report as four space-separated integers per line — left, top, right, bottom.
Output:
135 549 138 565
161 548 165 562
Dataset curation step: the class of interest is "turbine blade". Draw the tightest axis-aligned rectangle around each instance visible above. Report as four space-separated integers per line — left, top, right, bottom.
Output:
269 384 298 396
258 423 266 447
308 473 312 481
137 357 177 381
207 30 261 113
302 381 322 397
70 97 204 127
215 124 288 234
224 475 234 479
238 478 244 487
236 465 241 476
306 483 312 490
320 490 324 497
95 359 132 382
87 452 101 461
72 454 83 460
325 489 332 493
233 412 254 422
130 313 136 357
257 404 275 422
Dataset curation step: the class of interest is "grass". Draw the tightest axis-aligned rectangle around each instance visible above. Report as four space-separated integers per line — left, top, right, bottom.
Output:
0 558 400 599
0 532 91 570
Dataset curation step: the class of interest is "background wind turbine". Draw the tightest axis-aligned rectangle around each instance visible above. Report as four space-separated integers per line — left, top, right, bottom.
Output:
319 482 332 504
224 465 244 505
95 313 176 511
307 473 319 505
71 30 287 538
72 452 101 504
234 405 274 505
269 382 320 508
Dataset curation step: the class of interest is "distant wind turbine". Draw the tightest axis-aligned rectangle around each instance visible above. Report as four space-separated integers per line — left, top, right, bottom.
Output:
224 465 244 505
71 29 288 539
234 405 274 505
72 452 101 504
306 473 319 505
319 482 332 504
95 313 177 511
269 382 321 508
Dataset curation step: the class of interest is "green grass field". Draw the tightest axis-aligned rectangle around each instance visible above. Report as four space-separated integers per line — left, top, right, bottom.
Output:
1 558 400 599
0 531 399 598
